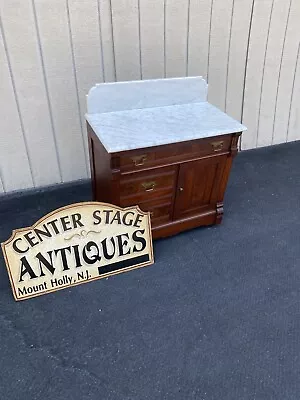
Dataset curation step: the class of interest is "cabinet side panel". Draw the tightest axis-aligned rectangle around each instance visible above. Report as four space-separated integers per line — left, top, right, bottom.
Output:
88 131 96 200
87 123 112 203
215 133 240 223
218 156 233 203
219 133 240 198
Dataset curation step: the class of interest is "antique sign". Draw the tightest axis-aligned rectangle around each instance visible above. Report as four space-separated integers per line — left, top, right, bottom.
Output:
1 202 154 301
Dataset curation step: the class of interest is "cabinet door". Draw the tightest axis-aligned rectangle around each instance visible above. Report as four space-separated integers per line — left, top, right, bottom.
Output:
174 155 227 220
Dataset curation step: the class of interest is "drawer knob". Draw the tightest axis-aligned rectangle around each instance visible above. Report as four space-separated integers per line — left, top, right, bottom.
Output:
131 154 147 166
179 187 184 192
142 181 156 191
211 141 224 152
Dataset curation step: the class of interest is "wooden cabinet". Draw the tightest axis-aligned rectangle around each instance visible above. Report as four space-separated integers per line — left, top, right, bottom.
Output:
87 122 241 239
85 77 246 239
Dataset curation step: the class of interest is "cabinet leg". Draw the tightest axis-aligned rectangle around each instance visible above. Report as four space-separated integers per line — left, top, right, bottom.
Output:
216 202 224 224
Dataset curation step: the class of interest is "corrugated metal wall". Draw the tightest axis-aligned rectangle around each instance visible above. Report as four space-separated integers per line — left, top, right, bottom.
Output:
0 0 299 193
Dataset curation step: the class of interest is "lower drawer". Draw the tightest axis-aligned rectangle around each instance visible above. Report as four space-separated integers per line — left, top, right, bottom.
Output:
137 197 173 226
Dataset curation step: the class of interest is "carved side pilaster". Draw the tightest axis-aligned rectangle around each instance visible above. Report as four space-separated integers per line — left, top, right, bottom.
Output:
216 202 224 224
231 133 242 157
110 156 121 205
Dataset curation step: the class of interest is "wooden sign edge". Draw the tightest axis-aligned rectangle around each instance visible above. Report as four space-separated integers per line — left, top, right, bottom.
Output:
1 201 154 301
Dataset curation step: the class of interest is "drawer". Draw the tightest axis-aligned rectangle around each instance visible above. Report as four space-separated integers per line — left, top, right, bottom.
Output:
118 134 232 173
120 166 177 206
138 197 173 226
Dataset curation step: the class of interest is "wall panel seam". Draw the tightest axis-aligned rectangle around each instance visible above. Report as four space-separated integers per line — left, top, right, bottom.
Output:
109 0 117 80
224 0 235 113
0 12 35 187
186 0 191 76
255 0 275 147
0 169 6 193
287 40 300 142
271 0 292 144
31 0 63 182
240 0 255 150
66 0 88 176
206 0 214 82
97 0 106 82
138 0 142 79
163 0 166 78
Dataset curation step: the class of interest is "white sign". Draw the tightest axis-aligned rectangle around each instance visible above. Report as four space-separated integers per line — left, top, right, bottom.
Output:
1 202 154 301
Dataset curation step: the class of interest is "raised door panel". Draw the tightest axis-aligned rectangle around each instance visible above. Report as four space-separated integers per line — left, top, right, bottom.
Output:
174 155 227 220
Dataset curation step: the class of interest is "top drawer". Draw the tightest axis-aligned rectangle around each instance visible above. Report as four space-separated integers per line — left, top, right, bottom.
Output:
117 134 233 173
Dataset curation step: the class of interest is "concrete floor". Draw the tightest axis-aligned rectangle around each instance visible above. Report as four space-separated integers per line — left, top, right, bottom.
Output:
0 141 300 399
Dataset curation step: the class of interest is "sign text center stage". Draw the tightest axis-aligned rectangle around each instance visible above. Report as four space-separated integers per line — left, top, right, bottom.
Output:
1 202 154 301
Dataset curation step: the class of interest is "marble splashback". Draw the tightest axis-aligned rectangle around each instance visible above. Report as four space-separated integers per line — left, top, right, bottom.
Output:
87 77 208 114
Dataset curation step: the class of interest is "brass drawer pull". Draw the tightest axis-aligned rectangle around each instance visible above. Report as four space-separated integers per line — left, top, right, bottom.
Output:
131 154 147 166
141 181 156 191
211 141 224 152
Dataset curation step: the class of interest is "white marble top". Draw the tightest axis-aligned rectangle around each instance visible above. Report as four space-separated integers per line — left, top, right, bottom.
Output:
86 101 247 153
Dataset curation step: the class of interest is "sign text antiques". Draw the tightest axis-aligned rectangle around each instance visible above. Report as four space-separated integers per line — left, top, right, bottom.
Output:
1 202 154 301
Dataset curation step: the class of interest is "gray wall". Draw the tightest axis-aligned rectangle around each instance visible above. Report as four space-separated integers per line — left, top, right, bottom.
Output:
0 0 299 193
